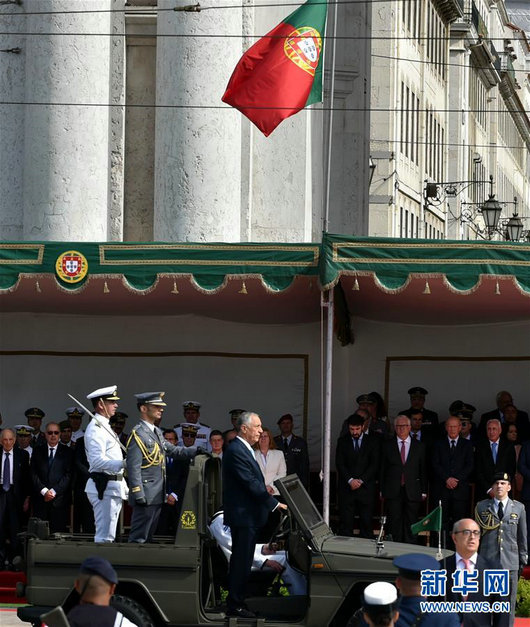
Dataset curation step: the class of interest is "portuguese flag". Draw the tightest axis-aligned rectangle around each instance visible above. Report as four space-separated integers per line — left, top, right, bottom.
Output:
222 0 327 137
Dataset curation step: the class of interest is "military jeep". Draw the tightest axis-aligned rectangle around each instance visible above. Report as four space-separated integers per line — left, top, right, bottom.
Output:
17 455 449 626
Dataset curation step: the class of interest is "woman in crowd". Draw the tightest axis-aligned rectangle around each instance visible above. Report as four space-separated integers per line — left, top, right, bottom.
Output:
253 427 287 496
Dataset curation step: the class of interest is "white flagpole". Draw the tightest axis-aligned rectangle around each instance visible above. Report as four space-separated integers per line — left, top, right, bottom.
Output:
323 0 338 233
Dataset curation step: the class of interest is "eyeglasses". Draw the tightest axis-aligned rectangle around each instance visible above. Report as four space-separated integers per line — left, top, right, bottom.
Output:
47 431 60 435
395 424 410 428
454 529 481 537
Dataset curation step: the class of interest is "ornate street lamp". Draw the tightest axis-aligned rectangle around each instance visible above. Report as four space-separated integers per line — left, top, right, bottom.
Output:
505 213 524 242
479 194 503 234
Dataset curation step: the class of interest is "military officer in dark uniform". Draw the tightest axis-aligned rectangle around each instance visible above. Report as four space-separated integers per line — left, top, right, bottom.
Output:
475 472 527 625
25 407 46 448
393 554 460 626
127 392 199 543
274 413 310 489
399 387 439 435
66 556 137 627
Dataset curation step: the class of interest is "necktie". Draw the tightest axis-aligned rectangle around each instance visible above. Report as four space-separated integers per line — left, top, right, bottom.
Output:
283 438 289 452
354 438 360 452
48 447 54 468
498 501 504 520
2 453 10 491
492 441 498 463
462 558 472 600
400 440 406 485
411 432 417 440
450 440 456 456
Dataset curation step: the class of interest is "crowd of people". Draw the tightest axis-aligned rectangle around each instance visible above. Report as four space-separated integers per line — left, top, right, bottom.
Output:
1 384 529 625
0 388 309 571
336 387 530 547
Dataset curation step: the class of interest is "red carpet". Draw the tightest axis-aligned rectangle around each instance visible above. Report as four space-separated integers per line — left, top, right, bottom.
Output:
0 570 26 604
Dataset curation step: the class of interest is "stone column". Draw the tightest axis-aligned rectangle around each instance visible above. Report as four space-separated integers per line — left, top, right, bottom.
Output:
22 0 114 241
154 0 242 242
0 5 26 240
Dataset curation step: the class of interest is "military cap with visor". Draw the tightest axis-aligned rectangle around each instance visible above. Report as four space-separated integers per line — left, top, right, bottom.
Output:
135 392 167 407
86 385 120 401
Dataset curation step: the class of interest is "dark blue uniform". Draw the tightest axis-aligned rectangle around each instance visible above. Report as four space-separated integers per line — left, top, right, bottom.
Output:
396 595 459 626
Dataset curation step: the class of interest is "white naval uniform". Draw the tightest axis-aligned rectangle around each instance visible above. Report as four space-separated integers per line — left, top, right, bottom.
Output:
208 514 307 595
84 413 128 542
175 421 212 452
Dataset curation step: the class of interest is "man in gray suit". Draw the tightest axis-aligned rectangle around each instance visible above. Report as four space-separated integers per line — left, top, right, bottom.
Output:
475 472 527 626
127 392 198 543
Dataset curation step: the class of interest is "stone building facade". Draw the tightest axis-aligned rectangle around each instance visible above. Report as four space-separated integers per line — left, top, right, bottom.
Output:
369 0 530 240
1 0 371 243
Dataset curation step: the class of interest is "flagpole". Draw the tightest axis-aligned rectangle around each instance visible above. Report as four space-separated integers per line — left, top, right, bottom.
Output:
436 499 443 560
323 0 338 232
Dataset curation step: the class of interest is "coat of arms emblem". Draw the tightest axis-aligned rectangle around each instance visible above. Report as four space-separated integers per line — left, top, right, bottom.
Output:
55 250 88 284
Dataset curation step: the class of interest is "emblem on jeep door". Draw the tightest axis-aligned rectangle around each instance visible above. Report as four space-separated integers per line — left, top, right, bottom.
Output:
181 510 197 529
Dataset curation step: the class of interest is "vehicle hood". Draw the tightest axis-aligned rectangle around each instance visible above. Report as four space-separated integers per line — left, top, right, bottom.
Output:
321 535 453 572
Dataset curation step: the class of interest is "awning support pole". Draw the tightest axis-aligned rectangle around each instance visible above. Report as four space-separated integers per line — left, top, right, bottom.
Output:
322 287 334 524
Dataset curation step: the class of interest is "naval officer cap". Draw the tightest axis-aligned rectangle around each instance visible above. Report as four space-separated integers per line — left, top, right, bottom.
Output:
86 385 120 401
14 425 34 436
25 407 45 420
356 394 376 405
362 581 398 609
277 413 294 425
183 401 201 410
79 556 119 585
393 553 440 580
65 406 85 419
229 408 246 417
408 387 428 397
182 424 199 437
135 392 167 407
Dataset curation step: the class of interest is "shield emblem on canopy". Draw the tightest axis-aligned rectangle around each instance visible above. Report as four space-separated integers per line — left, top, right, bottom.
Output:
56 250 88 284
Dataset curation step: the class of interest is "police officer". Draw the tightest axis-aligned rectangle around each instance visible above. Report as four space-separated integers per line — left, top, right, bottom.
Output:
393 554 460 626
174 401 211 451
127 392 199 543
475 472 528 625
84 385 127 543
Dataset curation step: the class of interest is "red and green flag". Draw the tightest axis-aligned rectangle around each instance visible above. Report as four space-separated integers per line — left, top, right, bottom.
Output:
222 0 327 137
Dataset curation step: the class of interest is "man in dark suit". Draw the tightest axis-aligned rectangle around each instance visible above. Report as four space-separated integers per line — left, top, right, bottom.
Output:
381 415 427 543
274 413 310 489
335 413 380 538
474 419 516 500
479 390 529 440
442 517 509 626
223 411 287 619
0 428 31 569
431 416 474 542
30 421 73 532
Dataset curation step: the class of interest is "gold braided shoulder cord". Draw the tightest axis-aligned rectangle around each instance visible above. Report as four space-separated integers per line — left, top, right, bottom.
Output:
474 504 500 533
130 430 164 469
